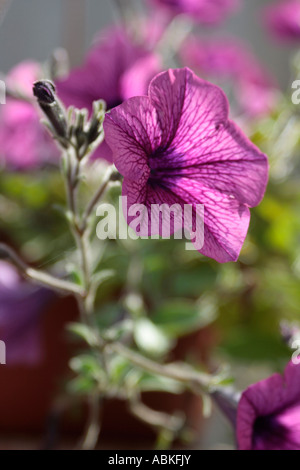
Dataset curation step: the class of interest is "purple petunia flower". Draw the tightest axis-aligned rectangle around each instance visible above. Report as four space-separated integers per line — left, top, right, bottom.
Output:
148 0 240 25
0 261 54 365
236 66 279 118
103 68 268 263
0 61 59 170
180 36 279 117
263 0 300 43
180 36 251 79
56 27 161 162
237 362 300 450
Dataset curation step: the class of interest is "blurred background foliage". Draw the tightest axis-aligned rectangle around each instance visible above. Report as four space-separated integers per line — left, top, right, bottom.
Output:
0 0 299 449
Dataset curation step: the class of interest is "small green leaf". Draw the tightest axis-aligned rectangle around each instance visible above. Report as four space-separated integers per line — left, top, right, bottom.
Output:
69 354 102 377
137 373 184 394
134 318 173 357
92 269 115 285
68 376 97 395
102 319 133 342
109 356 134 385
66 264 84 286
67 323 98 346
151 296 217 338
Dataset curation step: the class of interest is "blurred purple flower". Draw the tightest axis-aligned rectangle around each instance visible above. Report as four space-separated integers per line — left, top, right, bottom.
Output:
180 36 278 117
148 0 240 25
0 61 59 170
236 65 279 118
264 0 300 43
56 27 161 162
104 68 268 263
180 36 254 79
0 261 54 365
237 362 300 450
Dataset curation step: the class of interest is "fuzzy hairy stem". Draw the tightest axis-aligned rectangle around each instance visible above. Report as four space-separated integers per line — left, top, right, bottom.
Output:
80 165 120 233
129 398 184 434
79 394 102 450
0 242 85 297
108 342 213 393
63 154 115 448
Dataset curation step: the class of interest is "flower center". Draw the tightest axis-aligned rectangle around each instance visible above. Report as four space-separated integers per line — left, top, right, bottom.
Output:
253 413 290 450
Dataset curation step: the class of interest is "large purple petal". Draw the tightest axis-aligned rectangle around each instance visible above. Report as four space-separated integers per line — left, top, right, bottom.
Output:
122 178 185 238
149 68 229 149
149 70 268 207
123 175 250 262
104 96 160 181
163 177 250 262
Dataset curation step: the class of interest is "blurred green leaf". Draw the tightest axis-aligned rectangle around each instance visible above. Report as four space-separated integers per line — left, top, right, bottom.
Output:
109 355 136 386
134 318 173 357
67 323 98 347
151 296 217 338
68 376 97 395
69 354 104 380
220 328 290 362
137 373 184 394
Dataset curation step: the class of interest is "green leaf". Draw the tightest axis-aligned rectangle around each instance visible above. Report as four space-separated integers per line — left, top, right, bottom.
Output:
151 296 217 338
92 269 115 287
102 319 133 342
68 376 97 395
220 328 290 362
109 355 135 385
69 354 104 379
137 373 184 394
95 303 124 329
171 265 217 297
67 323 98 347
134 318 173 357
66 265 84 286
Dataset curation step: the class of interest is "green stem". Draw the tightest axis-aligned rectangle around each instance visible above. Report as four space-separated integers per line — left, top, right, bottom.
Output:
0 242 85 297
109 342 213 393
65 162 119 317
79 394 102 450
129 397 183 433
63 151 113 448
64 150 93 322
80 165 119 233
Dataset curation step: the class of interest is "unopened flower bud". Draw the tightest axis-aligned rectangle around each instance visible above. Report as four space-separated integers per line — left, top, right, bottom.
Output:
33 80 56 104
33 80 68 143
